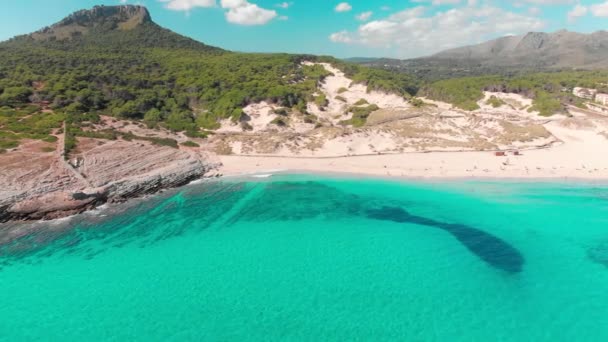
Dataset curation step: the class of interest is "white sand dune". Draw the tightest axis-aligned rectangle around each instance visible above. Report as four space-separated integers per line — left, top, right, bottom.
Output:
208 66 608 180
217 62 412 133
303 62 410 123
219 107 608 180
217 102 281 133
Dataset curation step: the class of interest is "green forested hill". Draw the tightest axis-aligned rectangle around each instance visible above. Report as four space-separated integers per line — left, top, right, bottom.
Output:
0 4 417 139
3 3 607 148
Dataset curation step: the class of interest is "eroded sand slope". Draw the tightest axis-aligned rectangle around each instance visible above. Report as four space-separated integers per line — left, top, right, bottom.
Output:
208 64 559 157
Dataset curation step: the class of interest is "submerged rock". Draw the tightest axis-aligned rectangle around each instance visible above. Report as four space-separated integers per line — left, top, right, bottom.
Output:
588 242 608 268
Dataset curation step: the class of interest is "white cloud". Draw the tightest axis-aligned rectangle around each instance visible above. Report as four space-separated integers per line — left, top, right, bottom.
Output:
276 2 291 9
432 0 461 5
329 30 353 43
567 4 587 22
528 7 541 15
412 0 461 5
159 0 217 11
421 0 573 6
387 6 426 20
591 1 608 17
221 0 277 25
220 0 245 8
335 2 352 12
356 11 373 21
160 0 277 25
519 0 574 4
329 5 545 58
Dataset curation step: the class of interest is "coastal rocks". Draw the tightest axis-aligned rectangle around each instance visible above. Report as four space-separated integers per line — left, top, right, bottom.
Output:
0 160 217 222
0 164 215 222
7 189 107 221
0 139 219 223
105 159 213 203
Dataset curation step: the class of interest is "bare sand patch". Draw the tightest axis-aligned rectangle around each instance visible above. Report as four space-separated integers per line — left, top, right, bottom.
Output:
303 62 410 124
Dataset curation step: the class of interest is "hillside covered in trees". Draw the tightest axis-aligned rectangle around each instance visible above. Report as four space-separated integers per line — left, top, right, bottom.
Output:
3 3 606 154
0 4 417 147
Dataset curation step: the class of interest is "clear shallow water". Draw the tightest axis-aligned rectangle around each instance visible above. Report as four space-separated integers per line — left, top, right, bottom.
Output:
1 175 608 341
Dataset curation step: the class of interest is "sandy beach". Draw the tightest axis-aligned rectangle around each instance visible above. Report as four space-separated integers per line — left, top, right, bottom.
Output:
216 65 608 180
219 119 608 180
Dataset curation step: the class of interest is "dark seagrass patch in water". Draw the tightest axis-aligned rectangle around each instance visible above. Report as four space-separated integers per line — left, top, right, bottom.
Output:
366 206 525 274
588 241 608 269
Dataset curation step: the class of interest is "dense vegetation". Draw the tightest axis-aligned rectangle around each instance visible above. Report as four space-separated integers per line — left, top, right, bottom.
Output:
5 4 606 152
0 15 419 144
331 59 419 96
351 57 546 81
420 71 608 115
420 76 501 111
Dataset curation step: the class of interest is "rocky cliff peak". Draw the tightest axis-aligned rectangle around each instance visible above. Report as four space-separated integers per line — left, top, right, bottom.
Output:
31 5 153 41
4 4 222 52
57 5 152 28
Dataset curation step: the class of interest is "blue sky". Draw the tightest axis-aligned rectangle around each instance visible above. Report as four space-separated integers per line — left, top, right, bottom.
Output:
1 0 607 58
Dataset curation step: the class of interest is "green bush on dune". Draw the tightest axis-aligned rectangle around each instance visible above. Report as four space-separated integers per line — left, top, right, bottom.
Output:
353 99 369 106
340 104 379 127
181 140 200 147
486 95 505 108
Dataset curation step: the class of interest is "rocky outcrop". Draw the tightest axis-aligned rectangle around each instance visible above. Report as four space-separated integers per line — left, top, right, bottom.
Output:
0 139 220 223
30 5 153 41
0 164 218 222
1 163 214 222
2 190 107 222
57 5 152 27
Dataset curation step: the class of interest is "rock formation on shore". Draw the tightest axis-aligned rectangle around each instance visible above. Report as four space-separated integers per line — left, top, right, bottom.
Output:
0 137 219 222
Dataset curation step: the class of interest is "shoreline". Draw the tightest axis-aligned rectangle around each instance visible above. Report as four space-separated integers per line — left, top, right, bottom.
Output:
2 166 607 232
4 112 608 225
218 144 608 181
0 175 220 242
224 168 608 185
3 167 607 232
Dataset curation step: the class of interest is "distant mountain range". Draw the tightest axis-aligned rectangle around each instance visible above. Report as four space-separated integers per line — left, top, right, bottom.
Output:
433 30 608 68
349 30 608 79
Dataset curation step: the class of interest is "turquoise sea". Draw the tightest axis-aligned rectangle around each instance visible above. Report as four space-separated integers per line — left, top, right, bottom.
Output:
1 174 608 341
